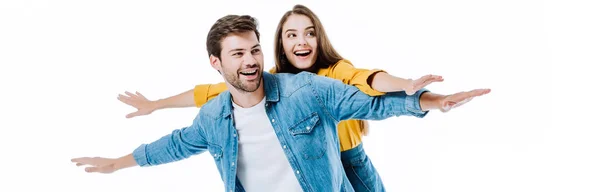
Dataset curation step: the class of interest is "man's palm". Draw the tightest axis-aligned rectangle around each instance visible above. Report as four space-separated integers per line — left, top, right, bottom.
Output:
71 157 118 174
440 89 491 112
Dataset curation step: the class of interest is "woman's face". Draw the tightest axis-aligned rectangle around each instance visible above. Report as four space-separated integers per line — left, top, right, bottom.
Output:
281 14 318 70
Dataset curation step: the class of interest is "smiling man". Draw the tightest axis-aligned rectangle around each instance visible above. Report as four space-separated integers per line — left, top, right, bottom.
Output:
71 14 489 192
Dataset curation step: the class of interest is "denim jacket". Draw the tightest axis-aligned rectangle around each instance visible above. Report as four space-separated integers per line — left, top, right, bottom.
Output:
132 71 429 192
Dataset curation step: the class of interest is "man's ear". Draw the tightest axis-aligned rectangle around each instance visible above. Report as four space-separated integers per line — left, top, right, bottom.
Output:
209 55 221 74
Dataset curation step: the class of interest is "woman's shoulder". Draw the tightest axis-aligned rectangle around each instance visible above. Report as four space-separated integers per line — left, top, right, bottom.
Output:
318 59 356 77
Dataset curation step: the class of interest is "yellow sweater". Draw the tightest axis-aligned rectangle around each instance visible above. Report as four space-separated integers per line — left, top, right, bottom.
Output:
193 59 386 151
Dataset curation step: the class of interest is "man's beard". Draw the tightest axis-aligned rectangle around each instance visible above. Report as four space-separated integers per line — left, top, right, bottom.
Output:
223 64 262 93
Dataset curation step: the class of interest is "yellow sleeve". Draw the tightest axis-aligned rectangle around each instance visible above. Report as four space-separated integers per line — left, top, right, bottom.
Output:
268 67 277 74
325 59 387 96
192 82 228 107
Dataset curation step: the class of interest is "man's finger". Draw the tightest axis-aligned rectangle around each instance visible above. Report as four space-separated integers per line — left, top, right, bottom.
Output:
71 157 88 163
448 91 474 103
452 97 473 109
468 89 491 97
88 164 116 174
452 89 490 102
71 157 96 165
85 167 99 173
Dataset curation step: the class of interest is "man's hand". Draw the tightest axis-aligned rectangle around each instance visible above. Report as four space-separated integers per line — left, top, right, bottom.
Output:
405 74 444 95
438 89 491 112
117 91 157 118
71 154 137 174
71 157 119 174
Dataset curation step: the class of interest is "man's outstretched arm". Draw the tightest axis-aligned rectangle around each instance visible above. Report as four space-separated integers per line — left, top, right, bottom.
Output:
418 89 491 112
71 115 210 173
309 73 490 122
71 154 137 174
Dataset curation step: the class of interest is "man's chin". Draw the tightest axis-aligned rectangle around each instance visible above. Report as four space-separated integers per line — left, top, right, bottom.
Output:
238 81 261 93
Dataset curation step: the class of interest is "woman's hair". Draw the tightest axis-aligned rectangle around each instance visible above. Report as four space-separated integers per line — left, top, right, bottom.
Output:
273 5 370 136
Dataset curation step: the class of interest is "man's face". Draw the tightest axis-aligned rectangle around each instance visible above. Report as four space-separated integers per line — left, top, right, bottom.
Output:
211 31 264 93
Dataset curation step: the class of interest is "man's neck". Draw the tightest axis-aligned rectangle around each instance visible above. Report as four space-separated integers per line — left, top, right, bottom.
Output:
228 80 266 108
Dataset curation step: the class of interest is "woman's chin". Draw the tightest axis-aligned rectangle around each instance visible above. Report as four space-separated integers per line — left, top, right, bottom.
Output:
291 61 314 70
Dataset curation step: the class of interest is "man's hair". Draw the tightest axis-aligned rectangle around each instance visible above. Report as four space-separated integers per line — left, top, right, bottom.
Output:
206 15 260 59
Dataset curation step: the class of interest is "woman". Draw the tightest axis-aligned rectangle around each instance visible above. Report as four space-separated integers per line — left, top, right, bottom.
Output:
118 5 488 191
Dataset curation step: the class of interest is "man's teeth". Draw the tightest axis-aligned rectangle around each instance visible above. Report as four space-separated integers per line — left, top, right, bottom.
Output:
240 70 257 75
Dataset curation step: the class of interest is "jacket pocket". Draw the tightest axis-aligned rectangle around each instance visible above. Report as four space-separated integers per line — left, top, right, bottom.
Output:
288 112 326 160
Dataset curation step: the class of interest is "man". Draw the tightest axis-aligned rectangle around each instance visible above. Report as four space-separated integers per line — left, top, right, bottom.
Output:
71 15 490 192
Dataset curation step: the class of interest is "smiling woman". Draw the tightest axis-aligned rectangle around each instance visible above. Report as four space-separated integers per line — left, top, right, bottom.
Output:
279 14 319 70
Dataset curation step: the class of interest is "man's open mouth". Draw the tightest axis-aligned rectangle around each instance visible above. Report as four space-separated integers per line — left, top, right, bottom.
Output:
240 69 258 76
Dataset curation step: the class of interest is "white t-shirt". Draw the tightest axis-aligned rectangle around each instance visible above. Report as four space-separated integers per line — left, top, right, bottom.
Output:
232 97 303 192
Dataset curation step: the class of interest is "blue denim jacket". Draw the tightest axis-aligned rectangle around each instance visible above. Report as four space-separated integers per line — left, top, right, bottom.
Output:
132 71 429 192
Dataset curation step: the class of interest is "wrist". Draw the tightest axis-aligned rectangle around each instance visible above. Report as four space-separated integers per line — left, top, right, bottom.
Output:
114 154 137 171
419 92 444 111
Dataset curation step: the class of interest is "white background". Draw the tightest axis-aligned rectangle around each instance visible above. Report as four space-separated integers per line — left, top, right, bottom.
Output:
0 0 598 191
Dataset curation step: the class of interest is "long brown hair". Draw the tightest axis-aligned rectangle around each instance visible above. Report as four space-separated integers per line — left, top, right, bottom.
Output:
273 4 343 74
273 5 370 136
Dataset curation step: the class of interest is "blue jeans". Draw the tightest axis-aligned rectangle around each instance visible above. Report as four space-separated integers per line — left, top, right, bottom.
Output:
341 143 386 192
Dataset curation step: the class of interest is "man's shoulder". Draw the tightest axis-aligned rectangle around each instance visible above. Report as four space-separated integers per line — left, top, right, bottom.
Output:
272 70 344 86
267 71 345 100
268 70 313 78
269 71 322 83
197 90 231 120
267 71 315 94
291 71 341 86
